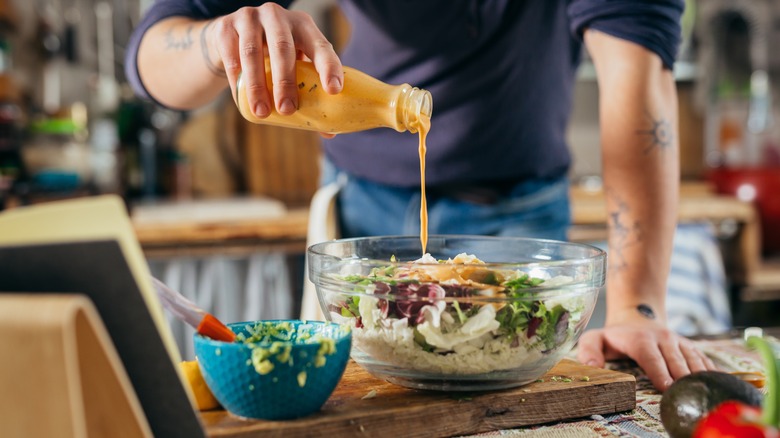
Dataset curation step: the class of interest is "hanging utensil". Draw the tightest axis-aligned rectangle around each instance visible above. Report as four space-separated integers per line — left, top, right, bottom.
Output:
151 276 236 343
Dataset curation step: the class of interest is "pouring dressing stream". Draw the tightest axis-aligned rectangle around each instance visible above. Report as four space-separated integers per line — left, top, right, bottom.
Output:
236 59 433 255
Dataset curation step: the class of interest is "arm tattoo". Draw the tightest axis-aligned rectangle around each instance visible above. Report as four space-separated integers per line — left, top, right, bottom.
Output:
164 25 195 51
635 111 673 155
606 188 642 272
200 20 226 78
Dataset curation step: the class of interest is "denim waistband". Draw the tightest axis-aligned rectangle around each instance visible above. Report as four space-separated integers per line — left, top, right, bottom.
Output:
427 173 567 205
321 157 566 206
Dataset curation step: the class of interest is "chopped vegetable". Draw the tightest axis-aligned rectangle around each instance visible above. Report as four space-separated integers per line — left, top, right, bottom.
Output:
236 321 341 378
179 360 220 411
692 401 775 438
332 253 582 375
339 254 572 350
747 336 778 427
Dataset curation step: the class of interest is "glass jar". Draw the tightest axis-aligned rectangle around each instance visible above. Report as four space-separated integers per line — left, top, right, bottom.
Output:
22 118 91 191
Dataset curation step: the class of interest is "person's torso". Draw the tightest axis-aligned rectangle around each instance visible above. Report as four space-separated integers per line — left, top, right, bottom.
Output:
324 0 579 187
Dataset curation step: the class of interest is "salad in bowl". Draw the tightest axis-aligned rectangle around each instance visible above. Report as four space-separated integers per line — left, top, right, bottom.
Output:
307 235 605 391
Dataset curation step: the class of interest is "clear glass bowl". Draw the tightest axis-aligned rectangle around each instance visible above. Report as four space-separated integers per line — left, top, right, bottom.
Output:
307 235 606 391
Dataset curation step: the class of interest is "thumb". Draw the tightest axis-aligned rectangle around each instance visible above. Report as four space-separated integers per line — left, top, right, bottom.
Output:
576 329 606 368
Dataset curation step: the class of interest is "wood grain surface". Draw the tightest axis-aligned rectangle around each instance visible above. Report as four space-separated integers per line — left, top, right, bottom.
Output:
201 358 636 437
133 208 309 246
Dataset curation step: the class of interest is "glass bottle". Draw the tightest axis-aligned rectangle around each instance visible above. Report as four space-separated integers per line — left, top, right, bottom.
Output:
236 59 432 134
23 118 91 191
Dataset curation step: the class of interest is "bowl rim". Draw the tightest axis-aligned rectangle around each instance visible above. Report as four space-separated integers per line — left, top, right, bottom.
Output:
307 235 606 297
307 234 606 266
193 319 352 348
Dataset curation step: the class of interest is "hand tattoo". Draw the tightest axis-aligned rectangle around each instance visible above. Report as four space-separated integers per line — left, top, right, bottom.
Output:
637 304 656 320
635 111 673 155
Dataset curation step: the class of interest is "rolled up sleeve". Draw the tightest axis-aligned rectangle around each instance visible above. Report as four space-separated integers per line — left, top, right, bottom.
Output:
124 0 276 102
568 0 685 70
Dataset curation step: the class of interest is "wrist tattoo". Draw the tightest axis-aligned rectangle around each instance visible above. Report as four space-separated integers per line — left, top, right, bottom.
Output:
637 304 656 320
200 20 226 78
164 25 194 51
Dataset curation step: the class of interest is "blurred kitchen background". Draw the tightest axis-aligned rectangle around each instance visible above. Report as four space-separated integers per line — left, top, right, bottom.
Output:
0 0 778 357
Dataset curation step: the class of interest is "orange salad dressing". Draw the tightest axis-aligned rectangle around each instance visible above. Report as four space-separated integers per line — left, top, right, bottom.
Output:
416 115 430 255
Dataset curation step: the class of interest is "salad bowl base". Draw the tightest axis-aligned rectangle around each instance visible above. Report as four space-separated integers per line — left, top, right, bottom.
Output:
356 359 559 391
378 374 537 392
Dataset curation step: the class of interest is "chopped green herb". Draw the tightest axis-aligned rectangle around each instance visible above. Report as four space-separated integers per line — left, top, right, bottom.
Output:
413 328 435 352
504 274 545 294
452 300 467 324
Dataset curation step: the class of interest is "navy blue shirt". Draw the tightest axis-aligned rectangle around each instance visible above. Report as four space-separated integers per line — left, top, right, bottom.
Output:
126 0 684 188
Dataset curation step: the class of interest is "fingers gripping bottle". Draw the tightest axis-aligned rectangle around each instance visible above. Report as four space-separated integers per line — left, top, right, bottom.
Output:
236 59 432 134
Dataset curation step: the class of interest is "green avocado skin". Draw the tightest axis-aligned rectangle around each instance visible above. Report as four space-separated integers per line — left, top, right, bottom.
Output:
660 371 763 438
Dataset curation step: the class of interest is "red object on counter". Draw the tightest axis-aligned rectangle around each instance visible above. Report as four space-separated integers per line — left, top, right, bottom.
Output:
694 335 780 438
197 313 237 343
693 401 778 438
708 166 780 255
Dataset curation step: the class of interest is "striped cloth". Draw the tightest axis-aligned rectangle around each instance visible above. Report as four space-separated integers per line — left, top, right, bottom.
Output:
666 223 732 336
585 222 732 336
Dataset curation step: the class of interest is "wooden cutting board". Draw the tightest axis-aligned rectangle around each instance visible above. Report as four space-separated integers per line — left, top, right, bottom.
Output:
201 359 636 437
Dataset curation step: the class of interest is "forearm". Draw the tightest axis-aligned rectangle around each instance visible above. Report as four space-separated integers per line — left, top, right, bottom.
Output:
585 30 680 324
137 17 228 109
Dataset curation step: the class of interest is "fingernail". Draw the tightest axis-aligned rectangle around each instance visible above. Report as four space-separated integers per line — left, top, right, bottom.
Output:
253 102 270 118
328 76 342 92
280 98 296 114
586 360 598 367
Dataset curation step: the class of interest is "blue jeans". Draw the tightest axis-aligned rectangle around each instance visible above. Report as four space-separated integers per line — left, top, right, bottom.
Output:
320 160 571 241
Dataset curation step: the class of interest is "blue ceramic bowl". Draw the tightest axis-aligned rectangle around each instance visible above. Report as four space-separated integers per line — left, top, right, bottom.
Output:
193 319 351 420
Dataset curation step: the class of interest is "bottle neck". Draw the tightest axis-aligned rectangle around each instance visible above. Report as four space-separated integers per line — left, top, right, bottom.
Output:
397 86 433 133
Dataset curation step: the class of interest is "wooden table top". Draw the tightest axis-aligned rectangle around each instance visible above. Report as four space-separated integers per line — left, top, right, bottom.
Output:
570 182 756 225
130 182 776 292
131 183 756 246
133 207 309 247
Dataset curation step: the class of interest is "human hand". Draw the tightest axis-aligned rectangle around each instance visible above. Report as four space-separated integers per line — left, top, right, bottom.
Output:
209 3 343 118
576 319 717 391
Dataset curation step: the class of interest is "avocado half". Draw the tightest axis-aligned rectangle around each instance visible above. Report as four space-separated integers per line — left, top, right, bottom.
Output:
660 371 763 438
